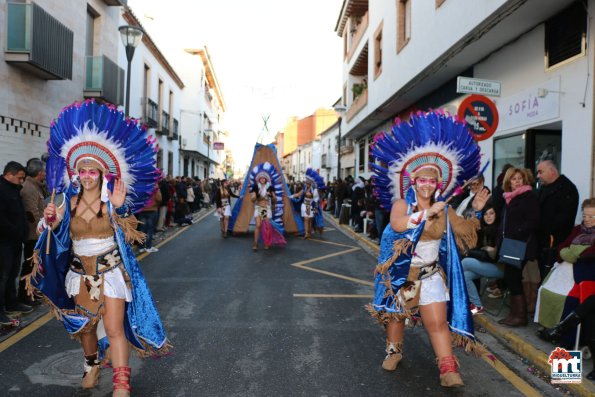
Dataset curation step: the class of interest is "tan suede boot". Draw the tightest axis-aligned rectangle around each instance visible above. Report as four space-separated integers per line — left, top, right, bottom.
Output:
381 340 403 371
437 355 464 387
81 353 101 389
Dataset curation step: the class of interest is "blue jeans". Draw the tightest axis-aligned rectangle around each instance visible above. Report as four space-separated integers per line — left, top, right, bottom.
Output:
138 211 158 249
462 257 503 307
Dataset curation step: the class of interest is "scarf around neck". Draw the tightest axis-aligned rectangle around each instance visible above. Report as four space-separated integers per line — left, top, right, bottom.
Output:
573 224 595 246
503 185 532 204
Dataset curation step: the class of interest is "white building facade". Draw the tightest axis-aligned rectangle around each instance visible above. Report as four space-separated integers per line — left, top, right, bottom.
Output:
336 0 594 203
121 8 183 177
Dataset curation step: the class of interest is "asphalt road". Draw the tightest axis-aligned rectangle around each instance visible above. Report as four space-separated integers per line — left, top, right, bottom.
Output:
0 209 568 396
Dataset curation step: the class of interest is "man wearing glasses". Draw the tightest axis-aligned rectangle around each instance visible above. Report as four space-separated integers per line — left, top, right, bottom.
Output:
454 174 489 219
0 161 29 325
536 160 579 279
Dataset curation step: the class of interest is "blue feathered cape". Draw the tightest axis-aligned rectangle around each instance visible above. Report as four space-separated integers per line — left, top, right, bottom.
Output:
368 206 480 352
28 184 170 359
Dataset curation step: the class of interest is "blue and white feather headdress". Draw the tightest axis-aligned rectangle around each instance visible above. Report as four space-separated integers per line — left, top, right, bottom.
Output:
304 168 325 190
47 100 160 213
250 161 285 225
370 111 482 210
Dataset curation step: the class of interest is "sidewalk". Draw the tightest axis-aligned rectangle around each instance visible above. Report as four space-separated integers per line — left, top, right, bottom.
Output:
0 207 208 345
323 211 595 397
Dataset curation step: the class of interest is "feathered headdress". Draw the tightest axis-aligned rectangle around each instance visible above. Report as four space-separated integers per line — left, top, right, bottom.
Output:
47 100 160 213
370 111 482 210
250 161 285 226
304 168 325 190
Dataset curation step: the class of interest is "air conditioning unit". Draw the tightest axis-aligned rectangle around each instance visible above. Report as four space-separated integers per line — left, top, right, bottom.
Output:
181 138 187 147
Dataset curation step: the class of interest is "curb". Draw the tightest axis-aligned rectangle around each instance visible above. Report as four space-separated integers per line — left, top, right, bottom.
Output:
323 212 595 396
474 314 595 397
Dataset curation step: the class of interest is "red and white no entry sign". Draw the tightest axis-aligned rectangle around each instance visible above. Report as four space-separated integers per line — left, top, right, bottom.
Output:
457 94 499 141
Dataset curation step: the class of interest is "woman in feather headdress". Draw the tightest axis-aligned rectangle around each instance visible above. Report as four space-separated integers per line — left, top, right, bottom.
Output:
292 168 325 238
214 178 239 238
27 100 169 396
249 162 286 251
367 111 490 388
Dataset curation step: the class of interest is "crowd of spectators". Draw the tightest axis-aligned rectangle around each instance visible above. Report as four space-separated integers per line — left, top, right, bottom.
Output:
0 155 242 325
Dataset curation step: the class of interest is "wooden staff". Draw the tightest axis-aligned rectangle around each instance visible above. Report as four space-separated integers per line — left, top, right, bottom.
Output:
45 188 56 255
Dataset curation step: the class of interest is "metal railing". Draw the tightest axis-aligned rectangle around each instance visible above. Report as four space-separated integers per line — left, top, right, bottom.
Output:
84 55 124 105
171 118 179 140
160 110 170 135
145 99 158 128
6 2 73 80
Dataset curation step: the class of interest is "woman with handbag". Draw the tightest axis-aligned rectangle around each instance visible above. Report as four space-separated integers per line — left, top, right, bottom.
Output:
462 205 502 315
497 167 540 327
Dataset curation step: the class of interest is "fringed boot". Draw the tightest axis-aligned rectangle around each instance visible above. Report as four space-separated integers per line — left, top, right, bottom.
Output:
112 366 131 397
81 352 101 389
437 355 464 387
381 340 403 371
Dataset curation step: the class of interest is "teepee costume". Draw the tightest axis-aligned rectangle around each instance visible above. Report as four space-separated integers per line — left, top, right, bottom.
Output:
293 168 325 237
367 112 488 386
249 162 287 250
26 100 170 394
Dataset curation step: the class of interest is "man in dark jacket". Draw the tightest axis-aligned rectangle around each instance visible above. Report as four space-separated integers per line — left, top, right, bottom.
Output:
536 160 579 279
0 161 31 324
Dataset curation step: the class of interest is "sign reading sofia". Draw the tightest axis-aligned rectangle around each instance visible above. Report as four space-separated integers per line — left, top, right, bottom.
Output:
495 78 560 132
457 94 499 141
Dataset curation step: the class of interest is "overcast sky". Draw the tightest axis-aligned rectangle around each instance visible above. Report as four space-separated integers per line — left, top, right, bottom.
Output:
128 0 344 170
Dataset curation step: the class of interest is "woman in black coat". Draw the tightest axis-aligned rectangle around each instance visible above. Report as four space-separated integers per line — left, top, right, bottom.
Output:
497 167 540 327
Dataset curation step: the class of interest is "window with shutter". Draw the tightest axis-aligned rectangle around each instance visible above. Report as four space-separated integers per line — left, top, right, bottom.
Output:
545 2 587 69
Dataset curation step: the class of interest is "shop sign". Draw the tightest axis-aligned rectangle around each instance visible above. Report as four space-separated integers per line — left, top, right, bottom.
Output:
495 78 560 132
213 142 225 150
457 94 499 141
457 77 501 97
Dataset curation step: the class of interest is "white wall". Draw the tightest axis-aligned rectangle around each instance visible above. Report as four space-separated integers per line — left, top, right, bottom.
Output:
119 14 182 177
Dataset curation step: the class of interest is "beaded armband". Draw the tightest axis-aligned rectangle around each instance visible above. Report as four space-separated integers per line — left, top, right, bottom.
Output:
115 204 132 218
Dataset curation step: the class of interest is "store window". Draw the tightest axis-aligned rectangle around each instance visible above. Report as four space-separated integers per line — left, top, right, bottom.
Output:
493 129 561 188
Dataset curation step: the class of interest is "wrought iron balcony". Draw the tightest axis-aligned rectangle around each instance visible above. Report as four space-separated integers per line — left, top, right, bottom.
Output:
170 118 179 141
145 99 158 129
5 2 73 80
84 56 124 105
102 0 127 5
160 110 170 135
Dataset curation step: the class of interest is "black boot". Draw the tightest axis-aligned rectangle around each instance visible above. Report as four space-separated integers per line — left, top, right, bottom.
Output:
587 340 595 382
536 311 581 343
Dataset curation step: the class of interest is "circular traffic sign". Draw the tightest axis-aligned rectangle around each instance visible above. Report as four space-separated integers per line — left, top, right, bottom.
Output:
457 94 499 141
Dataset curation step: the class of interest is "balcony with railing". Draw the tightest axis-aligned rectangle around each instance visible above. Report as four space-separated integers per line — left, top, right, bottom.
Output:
346 11 369 62
170 118 179 141
339 140 354 155
5 2 73 80
346 87 367 123
160 110 170 135
102 0 127 5
145 99 158 128
84 55 124 105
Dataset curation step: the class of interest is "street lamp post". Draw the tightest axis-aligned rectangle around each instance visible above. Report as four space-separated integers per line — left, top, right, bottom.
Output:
118 25 144 118
333 104 347 180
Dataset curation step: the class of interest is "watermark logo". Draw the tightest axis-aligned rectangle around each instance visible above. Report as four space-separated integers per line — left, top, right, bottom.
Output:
549 347 582 384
